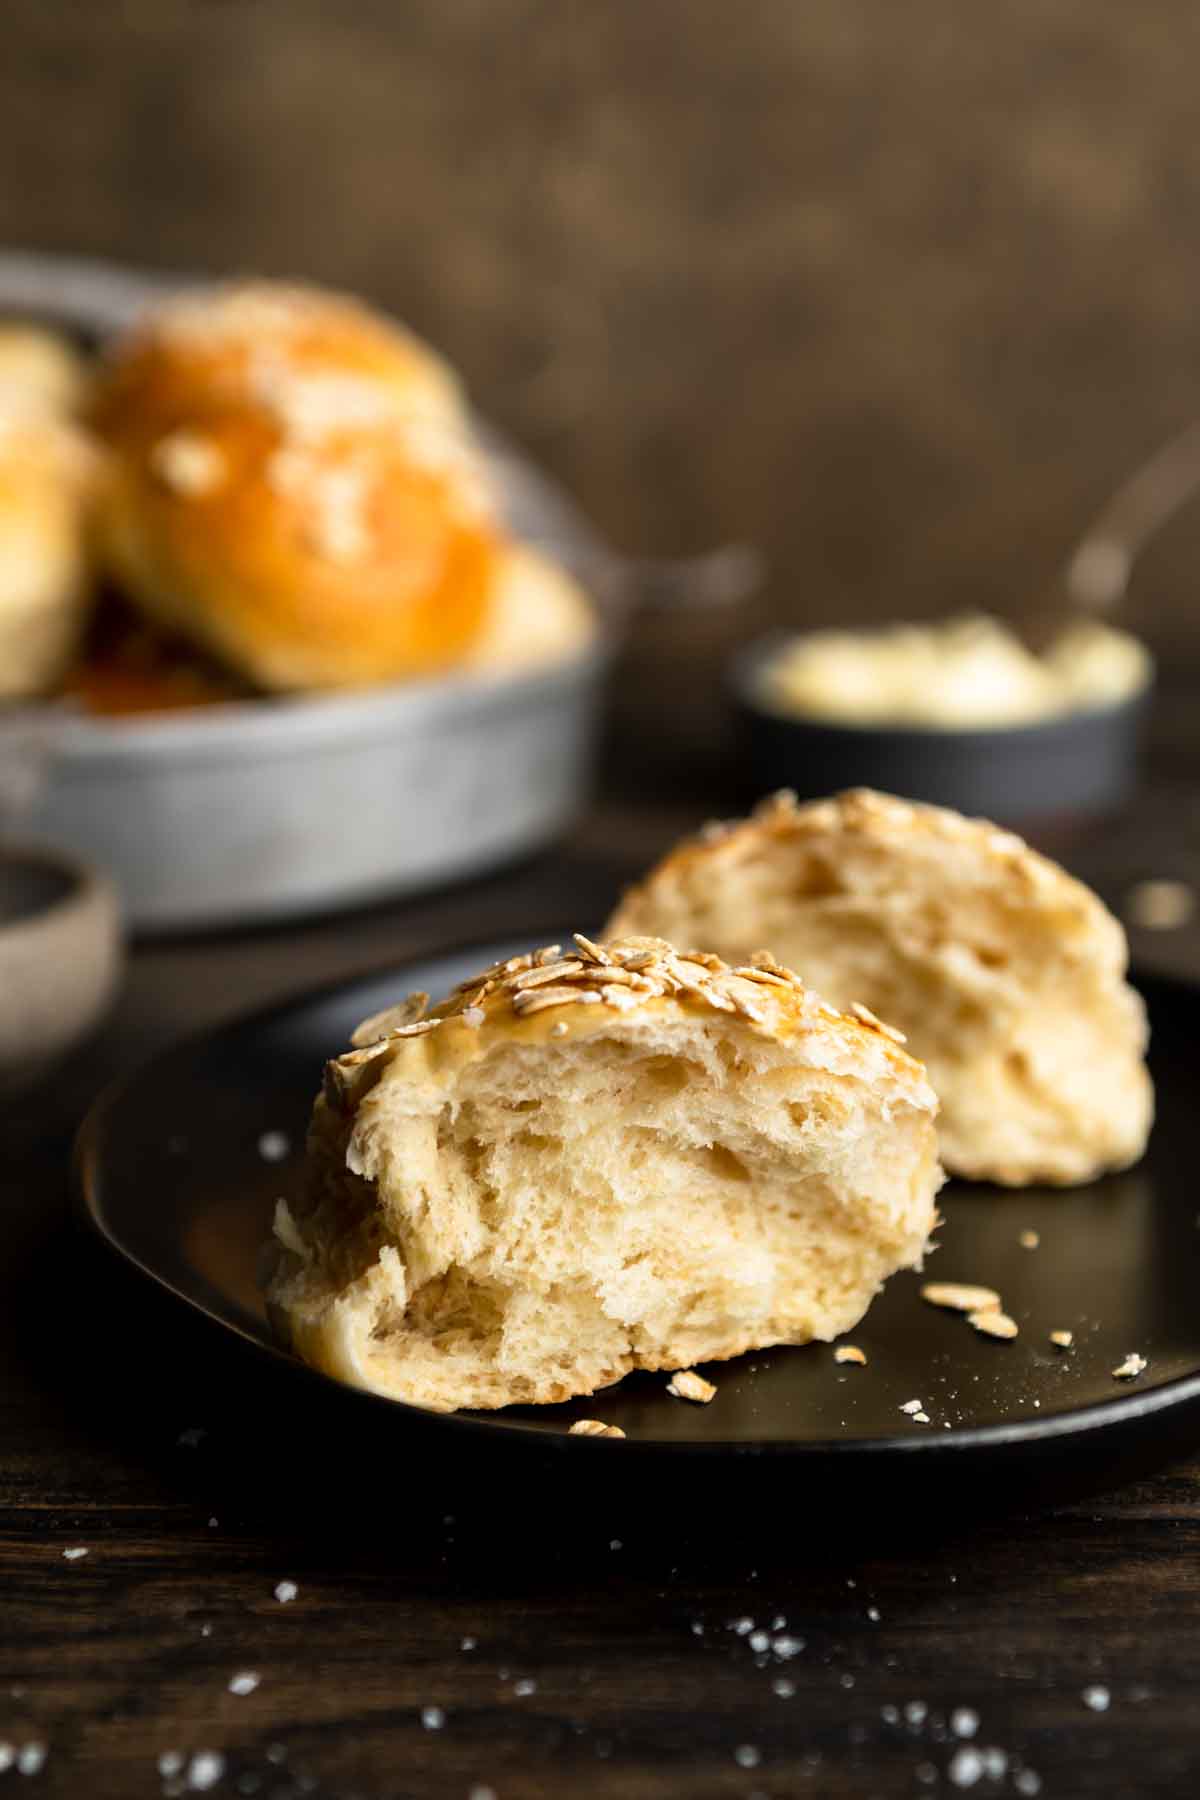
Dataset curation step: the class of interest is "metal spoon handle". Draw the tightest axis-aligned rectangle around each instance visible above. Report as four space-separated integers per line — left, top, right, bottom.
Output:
1067 418 1200 612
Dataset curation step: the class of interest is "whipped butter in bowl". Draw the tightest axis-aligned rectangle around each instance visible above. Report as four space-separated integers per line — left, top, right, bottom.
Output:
734 616 1153 824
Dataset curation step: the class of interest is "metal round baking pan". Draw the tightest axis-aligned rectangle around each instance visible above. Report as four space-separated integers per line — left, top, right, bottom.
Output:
0 250 740 930
731 631 1150 826
75 931 1200 1515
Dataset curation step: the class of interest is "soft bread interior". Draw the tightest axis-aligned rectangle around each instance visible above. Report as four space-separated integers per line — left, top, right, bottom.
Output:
609 804 1152 1186
272 1011 938 1412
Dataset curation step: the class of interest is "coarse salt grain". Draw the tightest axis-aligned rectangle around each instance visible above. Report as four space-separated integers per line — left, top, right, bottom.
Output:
905 1701 928 1725
748 1630 770 1652
258 1131 290 1162
1014 1771 1042 1796
1083 1685 1110 1711
0 1747 12 1774
951 1707 979 1738
16 1744 46 1776
513 1679 537 1697
158 1752 184 1777
772 1635 805 1658
773 1678 795 1698
187 1750 225 1790
228 1671 260 1696
469 1789 499 1800
900 1399 924 1415
733 1745 762 1769
61 1547 88 1561
274 1580 298 1603
461 1636 477 1651
421 1706 445 1730
948 1746 984 1787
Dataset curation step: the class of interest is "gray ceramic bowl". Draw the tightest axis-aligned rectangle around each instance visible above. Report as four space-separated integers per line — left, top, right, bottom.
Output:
731 632 1151 826
0 847 123 1091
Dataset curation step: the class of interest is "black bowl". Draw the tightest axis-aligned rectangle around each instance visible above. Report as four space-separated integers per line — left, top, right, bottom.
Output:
731 632 1151 826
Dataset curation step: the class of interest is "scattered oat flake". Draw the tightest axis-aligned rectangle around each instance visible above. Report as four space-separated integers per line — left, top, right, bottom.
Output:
834 1345 867 1365
1083 1684 1111 1711
187 1750 225 1790
968 1309 1019 1340
921 1282 1002 1313
1113 1354 1147 1380
568 1419 625 1438
1050 1330 1074 1349
1019 1229 1040 1249
666 1369 716 1403
229 1671 260 1695
16 1744 46 1776
899 1399 924 1415
61 1546 88 1561
273 1580 298 1603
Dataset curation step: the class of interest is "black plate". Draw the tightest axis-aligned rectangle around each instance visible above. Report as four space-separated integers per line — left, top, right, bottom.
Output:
76 935 1200 1511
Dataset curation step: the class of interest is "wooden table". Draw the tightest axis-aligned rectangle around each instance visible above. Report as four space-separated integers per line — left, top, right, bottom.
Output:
5 781 1200 1800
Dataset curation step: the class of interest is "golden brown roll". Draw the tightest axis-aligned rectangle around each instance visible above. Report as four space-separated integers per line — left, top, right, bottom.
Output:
463 541 596 675
265 933 942 1412
0 323 90 417
0 413 96 698
608 790 1153 1188
90 281 505 691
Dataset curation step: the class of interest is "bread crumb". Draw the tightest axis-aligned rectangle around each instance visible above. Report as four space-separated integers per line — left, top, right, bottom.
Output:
967 1309 1019 1340
1050 1329 1074 1349
1125 879 1195 931
834 1345 867 1365
1112 1353 1147 1380
913 1411 932 1424
667 1369 716 1403
568 1419 626 1438
1018 1229 1040 1250
921 1282 1002 1313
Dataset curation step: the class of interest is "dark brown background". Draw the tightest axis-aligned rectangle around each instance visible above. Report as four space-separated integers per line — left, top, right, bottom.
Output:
7 0 1200 678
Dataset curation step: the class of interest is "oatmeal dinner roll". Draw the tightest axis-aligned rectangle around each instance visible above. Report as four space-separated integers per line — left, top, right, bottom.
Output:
266 933 942 1412
90 280 506 690
0 323 90 417
0 411 97 698
463 540 596 675
608 790 1153 1187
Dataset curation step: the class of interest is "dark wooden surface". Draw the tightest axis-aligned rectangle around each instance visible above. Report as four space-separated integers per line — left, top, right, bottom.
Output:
5 748 1200 1800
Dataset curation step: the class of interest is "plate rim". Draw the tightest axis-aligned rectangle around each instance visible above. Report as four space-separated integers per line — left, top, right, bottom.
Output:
74 934 1200 1460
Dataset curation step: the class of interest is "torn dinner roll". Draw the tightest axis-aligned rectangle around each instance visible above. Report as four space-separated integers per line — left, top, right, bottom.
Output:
608 789 1152 1186
265 933 942 1411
